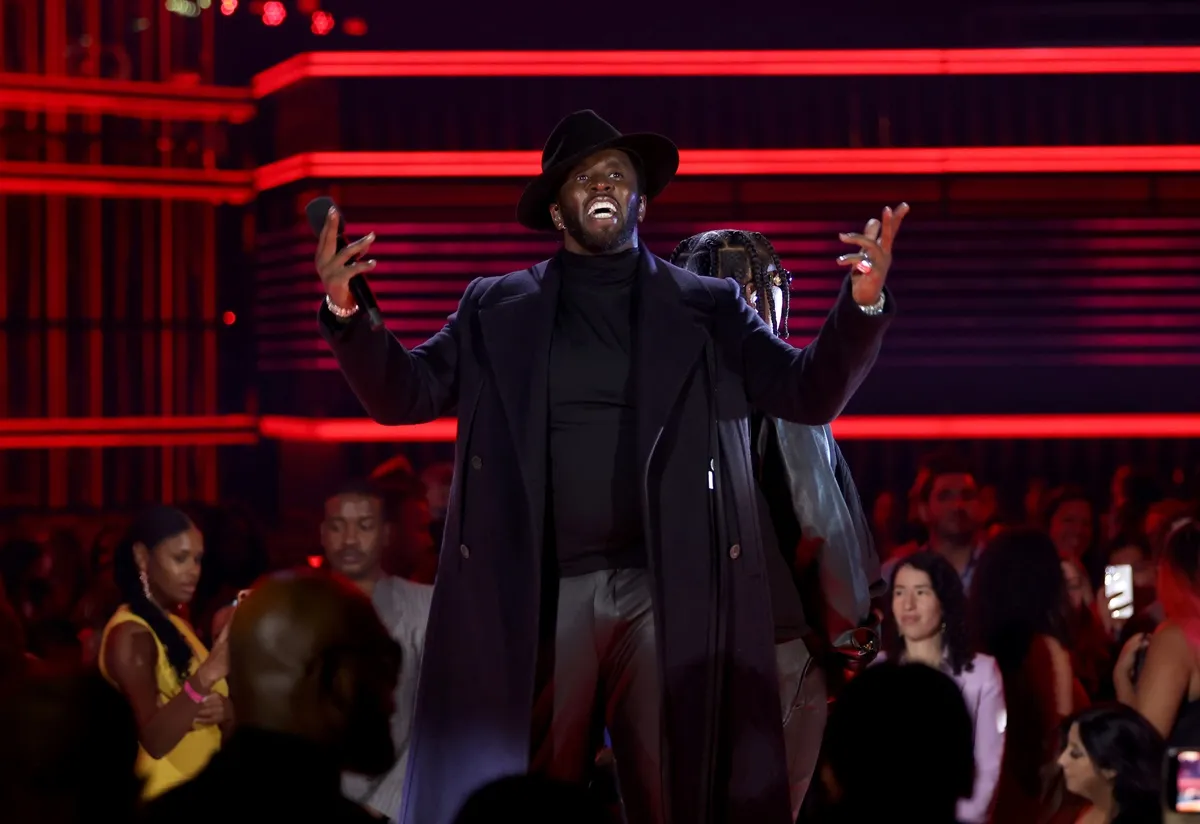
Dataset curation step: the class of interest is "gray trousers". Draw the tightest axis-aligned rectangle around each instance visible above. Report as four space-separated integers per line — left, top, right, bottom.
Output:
776 637 828 821
529 569 826 824
529 569 664 824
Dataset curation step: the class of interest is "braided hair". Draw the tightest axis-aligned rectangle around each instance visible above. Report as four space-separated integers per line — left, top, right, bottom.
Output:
112 506 198 685
670 229 791 337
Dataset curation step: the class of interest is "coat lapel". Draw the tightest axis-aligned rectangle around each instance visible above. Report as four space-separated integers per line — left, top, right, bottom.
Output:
478 260 560 545
636 249 713 471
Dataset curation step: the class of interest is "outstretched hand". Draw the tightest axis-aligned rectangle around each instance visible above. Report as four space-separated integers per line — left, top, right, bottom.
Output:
836 203 910 306
315 206 377 310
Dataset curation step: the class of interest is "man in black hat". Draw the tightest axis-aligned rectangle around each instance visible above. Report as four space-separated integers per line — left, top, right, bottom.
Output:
315 110 907 824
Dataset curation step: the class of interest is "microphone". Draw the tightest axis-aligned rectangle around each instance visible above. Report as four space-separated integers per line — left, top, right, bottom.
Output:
305 196 384 331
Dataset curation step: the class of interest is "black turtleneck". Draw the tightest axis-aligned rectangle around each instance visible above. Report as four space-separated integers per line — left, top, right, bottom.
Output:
549 247 644 576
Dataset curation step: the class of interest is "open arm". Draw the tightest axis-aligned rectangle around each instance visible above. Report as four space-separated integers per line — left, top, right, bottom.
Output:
319 278 481 425
722 276 892 425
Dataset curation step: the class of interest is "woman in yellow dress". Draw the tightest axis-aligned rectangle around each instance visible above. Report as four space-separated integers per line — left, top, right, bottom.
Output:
99 506 232 799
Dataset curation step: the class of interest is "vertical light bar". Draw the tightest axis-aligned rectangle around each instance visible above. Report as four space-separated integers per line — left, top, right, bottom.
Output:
86 0 105 509
115 199 132 508
159 0 175 503
45 0 68 507
202 204 218 502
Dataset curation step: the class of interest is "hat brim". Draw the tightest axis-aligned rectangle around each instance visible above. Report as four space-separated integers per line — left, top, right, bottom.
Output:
515 133 679 232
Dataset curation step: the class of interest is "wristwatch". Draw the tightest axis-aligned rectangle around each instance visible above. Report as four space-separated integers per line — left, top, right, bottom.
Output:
325 293 360 319
857 293 886 316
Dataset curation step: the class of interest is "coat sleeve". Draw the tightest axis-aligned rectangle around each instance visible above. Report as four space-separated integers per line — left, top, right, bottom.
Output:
718 276 892 425
318 278 481 425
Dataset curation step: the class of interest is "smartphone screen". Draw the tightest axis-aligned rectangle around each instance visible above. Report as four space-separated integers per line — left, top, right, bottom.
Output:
1105 564 1135 620
1171 749 1200 813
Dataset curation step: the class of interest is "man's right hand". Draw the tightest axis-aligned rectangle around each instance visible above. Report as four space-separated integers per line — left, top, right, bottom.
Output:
315 205 377 310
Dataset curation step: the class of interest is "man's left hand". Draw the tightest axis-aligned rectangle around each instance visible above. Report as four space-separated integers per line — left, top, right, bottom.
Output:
836 202 910 306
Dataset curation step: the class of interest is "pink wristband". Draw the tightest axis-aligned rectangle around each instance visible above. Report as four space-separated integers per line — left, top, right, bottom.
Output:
182 681 206 704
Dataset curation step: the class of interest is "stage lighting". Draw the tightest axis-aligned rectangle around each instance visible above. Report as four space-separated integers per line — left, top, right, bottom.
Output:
262 0 285 25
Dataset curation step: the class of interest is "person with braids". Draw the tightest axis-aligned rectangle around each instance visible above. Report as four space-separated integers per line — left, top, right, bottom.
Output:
880 551 1006 823
316 108 907 824
669 227 885 818
99 505 231 799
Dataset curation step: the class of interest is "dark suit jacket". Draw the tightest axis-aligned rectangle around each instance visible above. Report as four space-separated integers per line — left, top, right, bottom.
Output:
319 246 892 824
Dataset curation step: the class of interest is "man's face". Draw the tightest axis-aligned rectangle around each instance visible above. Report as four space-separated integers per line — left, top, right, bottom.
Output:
552 149 644 255
320 494 388 582
920 473 980 543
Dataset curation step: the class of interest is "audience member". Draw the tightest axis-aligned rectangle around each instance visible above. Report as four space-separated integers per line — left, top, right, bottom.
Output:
99 506 231 799
882 551 1006 823
820 661 975 822
970 526 1085 824
321 479 434 821
1057 704 1163 824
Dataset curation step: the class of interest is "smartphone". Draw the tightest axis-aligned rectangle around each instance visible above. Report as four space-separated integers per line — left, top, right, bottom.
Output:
1105 564 1135 620
1166 748 1200 815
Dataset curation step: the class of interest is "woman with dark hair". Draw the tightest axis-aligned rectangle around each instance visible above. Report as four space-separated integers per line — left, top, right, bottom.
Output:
98 506 231 799
881 551 1006 823
971 526 1087 824
1115 518 1200 743
1043 486 1100 584
1057 704 1164 823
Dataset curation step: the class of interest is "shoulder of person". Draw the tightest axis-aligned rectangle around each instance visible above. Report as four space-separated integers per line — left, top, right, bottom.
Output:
1152 620 1192 651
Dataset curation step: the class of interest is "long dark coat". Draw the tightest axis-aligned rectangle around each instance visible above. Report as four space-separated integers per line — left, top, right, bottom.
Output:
319 247 891 824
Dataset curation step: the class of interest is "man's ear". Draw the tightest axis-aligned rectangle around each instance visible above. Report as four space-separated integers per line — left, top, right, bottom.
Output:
637 195 646 224
549 203 563 230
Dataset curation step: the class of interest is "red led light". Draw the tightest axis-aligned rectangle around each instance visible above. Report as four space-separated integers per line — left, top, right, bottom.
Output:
219 0 237 14
222 310 236 325
262 1 285 25
342 17 367 36
307 555 325 569
311 10 334 35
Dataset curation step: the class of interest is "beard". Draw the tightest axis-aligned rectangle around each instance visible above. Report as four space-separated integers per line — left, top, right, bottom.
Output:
560 203 636 254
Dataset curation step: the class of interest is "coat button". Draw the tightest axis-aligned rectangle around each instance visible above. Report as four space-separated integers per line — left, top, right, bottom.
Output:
459 544 470 559
470 455 482 470
728 543 741 560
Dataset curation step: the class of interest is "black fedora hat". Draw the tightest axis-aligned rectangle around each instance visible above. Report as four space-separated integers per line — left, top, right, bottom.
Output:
516 110 679 232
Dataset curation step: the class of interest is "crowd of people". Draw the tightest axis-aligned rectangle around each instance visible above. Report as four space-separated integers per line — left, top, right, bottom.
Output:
1 449 1196 823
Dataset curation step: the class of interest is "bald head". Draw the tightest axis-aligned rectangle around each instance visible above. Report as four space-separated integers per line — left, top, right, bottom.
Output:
229 571 401 775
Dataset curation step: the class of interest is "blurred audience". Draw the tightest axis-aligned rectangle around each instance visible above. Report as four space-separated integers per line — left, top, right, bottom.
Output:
141 570 402 823
0 671 142 824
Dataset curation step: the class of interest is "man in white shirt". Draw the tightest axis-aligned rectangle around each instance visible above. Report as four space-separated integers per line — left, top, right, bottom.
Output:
321 478 434 822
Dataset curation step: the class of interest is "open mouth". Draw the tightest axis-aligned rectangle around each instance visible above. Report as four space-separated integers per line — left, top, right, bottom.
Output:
586 198 619 221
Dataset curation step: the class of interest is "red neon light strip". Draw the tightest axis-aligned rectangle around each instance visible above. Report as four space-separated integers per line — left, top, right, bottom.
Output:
252 47 1200 97
7 414 1199 448
0 162 253 203
258 414 1200 443
0 73 254 122
254 146 1200 191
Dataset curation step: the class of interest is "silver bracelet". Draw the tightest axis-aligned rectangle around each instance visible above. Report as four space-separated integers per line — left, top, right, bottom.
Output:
857 293 886 316
325 293 360 319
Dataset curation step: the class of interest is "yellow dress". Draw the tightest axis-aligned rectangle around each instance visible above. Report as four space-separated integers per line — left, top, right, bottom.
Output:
98 604 229 799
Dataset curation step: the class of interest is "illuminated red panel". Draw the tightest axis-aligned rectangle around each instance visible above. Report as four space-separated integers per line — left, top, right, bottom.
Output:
0 161 253 203
342 17 367 36
252 46 1200 97
257 414 1200 443
254 146 1200 191
0 72 255 122
0 415 258 449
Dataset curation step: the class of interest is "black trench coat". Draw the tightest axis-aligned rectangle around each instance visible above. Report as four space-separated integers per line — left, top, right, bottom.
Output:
319 247 891 824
